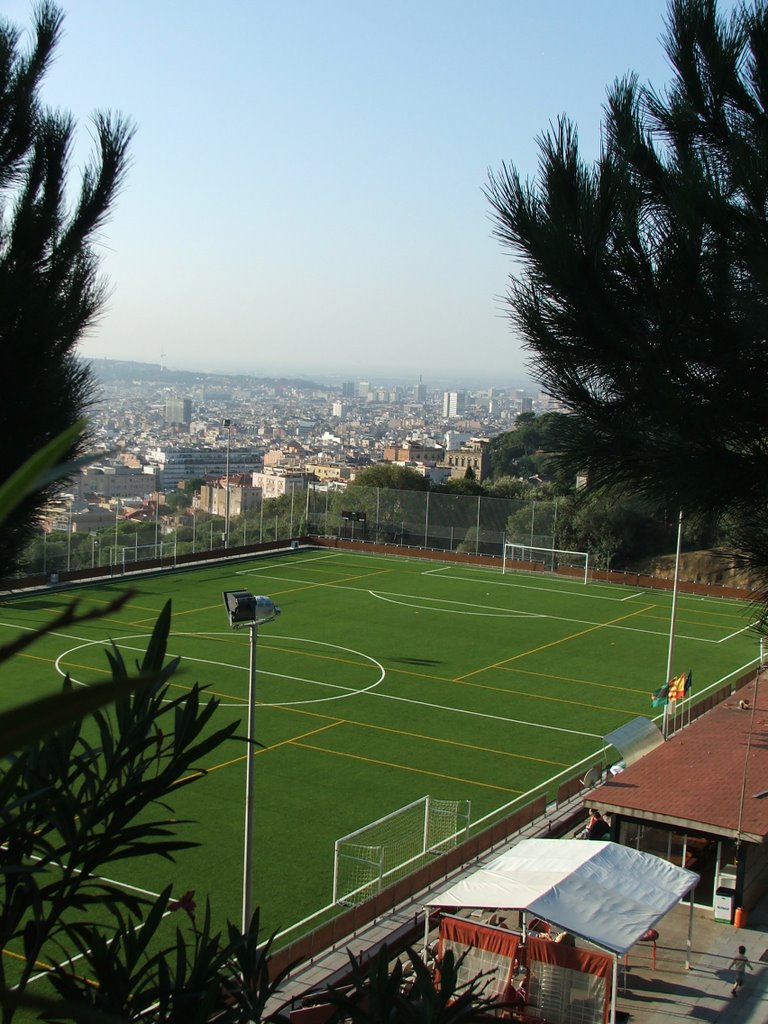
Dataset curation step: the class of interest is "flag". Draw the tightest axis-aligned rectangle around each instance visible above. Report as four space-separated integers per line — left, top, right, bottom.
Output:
668 673 687 701
684 670 693 694
651 684 669 707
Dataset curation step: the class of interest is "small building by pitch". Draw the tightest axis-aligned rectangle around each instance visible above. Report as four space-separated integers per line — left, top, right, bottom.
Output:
588 676 768 921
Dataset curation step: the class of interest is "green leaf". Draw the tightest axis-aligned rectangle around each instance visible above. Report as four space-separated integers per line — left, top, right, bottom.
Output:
0 674 158 758
0 420 86 526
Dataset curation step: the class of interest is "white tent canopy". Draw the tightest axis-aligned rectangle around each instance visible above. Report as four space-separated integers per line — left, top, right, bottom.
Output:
427 838 699 956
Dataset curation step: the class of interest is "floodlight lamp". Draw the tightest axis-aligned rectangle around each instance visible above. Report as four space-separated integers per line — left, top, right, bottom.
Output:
222 590 280 628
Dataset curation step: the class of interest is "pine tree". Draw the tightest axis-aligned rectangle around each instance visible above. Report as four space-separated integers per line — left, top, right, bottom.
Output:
486 0 768 610
0 1 133 576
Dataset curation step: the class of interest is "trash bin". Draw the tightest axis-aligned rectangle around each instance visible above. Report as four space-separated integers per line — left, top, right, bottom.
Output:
49 572 59 585
715 885 736 923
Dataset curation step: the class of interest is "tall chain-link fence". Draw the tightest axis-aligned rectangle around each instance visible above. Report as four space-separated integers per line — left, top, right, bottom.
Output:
19 487 558 576
306 486 557 558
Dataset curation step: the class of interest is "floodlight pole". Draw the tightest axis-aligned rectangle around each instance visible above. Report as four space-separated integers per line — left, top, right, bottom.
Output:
66 500 73 572
222 591 280 935
243 619 258 933
224 418 232 549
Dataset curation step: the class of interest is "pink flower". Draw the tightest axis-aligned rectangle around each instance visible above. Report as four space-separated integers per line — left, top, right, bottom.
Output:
169 889 196 916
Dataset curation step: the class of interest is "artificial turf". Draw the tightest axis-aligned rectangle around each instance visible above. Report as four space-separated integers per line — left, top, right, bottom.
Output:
0 548 758 939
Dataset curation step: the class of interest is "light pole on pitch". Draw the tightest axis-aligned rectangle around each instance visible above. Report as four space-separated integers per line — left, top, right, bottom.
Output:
222 591 281 932
224 418 232 549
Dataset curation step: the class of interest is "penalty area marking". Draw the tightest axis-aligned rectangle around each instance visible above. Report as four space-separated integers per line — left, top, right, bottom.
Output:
54 633 385 710
422 565 647 604
368 591 542 618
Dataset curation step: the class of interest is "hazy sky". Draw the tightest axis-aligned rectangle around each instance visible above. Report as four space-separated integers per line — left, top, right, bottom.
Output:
3 1 733 384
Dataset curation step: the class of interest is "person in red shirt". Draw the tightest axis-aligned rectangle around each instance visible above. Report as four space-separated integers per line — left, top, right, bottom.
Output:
584 809 611 840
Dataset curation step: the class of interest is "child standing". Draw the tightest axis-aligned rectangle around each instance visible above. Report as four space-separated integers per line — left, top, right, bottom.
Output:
728 945 753 997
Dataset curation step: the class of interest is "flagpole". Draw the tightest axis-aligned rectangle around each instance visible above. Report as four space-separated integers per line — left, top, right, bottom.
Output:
663 510 684 739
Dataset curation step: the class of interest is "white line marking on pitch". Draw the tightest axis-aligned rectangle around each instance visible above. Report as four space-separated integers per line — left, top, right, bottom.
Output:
54 633 386 709
368 591 542 618
360 688 602 740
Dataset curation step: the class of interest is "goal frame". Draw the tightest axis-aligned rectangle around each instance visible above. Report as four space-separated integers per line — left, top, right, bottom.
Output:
332 795 471 906
502 542 590 584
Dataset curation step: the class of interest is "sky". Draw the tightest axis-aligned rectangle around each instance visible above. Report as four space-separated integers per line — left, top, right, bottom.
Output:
2 1 735 385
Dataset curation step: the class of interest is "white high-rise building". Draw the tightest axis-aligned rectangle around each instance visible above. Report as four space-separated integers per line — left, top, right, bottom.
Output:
442 391 465 418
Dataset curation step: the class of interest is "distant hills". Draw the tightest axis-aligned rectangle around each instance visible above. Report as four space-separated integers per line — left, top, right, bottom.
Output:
87 357 323 390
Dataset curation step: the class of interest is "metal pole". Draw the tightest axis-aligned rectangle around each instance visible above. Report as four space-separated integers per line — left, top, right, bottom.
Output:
66 502 72 571
114 499 120 558
224 419 232 548
663 510 684 739
530 501 535 548
552 498 558 547
242 621 258 932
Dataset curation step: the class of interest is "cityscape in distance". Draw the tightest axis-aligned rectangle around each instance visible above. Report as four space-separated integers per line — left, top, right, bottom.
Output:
42 357 562 548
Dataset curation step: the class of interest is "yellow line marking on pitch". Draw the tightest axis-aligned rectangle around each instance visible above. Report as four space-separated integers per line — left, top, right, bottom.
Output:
17 653 58 665
2 947 51 970
458 604 654 681
335 719 568 767
136 569 390 625
500 666 640 695
197 722 344 775
292 743 522 794
383 665 461 684
468 683 638 717
454 671 638 712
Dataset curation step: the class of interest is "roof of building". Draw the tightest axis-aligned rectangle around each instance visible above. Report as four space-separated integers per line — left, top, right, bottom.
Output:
590 675 768 842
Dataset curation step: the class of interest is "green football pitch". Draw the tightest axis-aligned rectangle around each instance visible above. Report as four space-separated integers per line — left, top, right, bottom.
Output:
0 548 759 941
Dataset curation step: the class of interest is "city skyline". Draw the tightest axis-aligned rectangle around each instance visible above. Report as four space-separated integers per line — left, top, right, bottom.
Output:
2 0 736 379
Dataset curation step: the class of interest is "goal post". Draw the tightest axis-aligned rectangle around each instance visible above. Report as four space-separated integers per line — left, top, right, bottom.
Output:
333 795 471 906
503 542 590 584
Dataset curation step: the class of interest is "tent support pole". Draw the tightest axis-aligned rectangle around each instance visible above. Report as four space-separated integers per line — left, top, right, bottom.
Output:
610 956 618 1024
686 898 694 970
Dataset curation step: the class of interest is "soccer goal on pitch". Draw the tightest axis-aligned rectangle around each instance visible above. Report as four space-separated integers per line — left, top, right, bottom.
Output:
332 795 471 906
502 542 591 584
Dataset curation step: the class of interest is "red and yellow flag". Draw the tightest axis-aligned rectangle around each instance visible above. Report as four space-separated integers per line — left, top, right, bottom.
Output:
668 673 687 701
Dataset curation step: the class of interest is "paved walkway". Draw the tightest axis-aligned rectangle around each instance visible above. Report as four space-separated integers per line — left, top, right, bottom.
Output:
616 893 768 1022
270 797 768 1022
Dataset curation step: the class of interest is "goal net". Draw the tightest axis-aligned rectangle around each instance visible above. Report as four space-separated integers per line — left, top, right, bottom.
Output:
333 795 471 906
503 543 590 583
